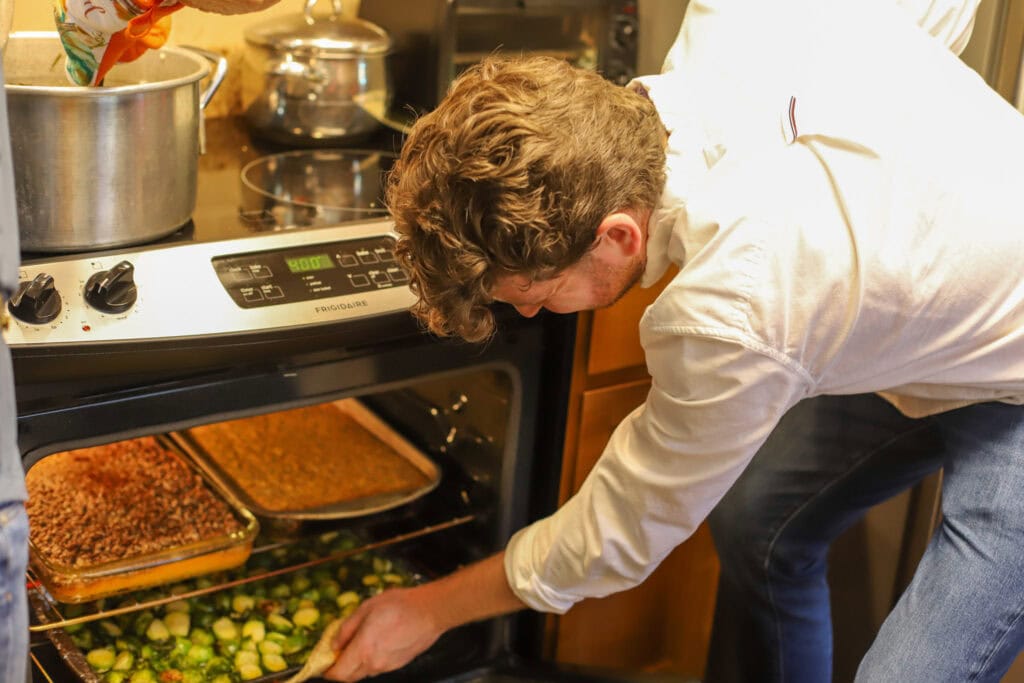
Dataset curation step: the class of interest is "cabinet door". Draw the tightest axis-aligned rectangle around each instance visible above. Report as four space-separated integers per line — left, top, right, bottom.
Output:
554 380 719 677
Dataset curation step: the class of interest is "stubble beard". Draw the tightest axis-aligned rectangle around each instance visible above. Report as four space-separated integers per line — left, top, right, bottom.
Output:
604 253 647 308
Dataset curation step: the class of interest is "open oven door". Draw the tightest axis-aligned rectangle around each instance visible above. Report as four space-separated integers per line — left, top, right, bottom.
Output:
359 650 700 683
440 660 700 682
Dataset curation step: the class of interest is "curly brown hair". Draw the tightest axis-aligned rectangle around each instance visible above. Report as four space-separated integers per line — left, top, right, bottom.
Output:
388 55 667 342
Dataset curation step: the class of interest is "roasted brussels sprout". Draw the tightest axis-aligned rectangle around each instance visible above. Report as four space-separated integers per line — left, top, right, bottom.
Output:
75 533 413 681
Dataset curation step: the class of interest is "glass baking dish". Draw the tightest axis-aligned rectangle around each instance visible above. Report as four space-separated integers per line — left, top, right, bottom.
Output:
170 398 441 521
26 436 259 604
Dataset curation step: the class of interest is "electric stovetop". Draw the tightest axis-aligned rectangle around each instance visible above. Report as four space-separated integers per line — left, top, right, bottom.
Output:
6 118 414 354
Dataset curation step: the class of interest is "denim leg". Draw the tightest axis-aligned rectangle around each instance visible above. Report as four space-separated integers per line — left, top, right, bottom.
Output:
857 402 1024 682
705 394 945 683
0 502 29 683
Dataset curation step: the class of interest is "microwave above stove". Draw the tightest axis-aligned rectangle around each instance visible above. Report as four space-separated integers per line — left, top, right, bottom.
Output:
359 0 639 115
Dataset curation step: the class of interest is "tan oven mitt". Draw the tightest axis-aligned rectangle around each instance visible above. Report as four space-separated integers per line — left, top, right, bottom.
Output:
284 617 347 683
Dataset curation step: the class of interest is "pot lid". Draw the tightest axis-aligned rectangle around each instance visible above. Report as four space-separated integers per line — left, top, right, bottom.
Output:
244 14 391 55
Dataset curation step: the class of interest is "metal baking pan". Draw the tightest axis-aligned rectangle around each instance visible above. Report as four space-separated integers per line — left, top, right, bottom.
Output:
29 531 427 683
170 398 441 521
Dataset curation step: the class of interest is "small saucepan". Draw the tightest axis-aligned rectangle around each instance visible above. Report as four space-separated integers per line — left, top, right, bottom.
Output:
242 0 394 147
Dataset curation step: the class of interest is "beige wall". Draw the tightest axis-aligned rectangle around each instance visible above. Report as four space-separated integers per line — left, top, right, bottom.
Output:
11 0 359 118
13 0 694 117
14 0 691 117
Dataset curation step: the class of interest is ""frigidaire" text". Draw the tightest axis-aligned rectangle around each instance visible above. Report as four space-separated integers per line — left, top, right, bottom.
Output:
315 300 369 314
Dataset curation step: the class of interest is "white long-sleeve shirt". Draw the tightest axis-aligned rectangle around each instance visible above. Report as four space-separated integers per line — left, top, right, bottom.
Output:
505 0 1024 613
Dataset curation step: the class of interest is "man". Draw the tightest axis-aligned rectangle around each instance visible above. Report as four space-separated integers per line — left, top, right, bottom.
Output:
0 2 279 680
322 0 1024 680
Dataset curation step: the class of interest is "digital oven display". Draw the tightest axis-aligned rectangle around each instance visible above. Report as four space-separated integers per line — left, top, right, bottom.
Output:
285 254 336 273
213 236 408 309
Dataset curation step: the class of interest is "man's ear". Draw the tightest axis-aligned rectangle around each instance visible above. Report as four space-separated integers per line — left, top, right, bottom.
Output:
594 211 645 258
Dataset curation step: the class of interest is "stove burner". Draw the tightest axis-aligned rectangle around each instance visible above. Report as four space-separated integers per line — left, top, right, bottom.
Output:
239 148 396 231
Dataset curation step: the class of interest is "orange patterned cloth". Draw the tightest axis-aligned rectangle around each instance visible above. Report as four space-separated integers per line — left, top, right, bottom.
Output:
53 0 184 86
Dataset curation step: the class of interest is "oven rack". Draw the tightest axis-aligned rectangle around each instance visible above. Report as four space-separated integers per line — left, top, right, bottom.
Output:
30 652 55 683
28 514 474 633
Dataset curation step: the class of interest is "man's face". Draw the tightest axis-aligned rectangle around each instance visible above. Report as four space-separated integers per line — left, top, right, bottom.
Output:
490 247 646 318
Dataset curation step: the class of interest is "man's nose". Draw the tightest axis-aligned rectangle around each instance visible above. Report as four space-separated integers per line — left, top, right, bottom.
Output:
514 304 542 318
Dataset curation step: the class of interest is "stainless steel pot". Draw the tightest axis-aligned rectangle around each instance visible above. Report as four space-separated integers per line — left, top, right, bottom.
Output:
3 32 227 253
243 0 393 147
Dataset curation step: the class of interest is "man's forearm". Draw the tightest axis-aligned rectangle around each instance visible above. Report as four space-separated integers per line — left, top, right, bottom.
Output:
424 551 527 631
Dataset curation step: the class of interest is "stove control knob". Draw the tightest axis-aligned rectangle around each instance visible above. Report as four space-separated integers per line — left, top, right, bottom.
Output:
85 260 138 314
8 273 62 324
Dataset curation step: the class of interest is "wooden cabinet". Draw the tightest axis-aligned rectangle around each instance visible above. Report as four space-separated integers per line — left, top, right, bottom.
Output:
546 269 719 678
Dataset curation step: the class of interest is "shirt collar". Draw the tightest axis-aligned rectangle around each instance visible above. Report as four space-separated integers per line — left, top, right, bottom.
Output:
629 72 726 288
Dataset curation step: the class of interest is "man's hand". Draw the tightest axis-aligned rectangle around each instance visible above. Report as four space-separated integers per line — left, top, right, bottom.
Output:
177 0 281 14
323 586 443 681
322 552 527 681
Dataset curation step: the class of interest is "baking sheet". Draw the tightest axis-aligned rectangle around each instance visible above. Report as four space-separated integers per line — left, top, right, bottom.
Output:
29 532 429 683
171 398 441 521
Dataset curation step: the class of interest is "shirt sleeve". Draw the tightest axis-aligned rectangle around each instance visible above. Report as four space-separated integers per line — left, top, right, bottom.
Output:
504 334 811 614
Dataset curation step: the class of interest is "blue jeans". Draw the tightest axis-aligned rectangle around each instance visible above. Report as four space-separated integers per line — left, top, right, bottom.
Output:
0 502 28 683
705 394 1024 682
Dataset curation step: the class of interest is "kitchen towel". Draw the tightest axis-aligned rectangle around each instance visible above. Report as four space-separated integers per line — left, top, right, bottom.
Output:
283 617 347 683
53 0 183 86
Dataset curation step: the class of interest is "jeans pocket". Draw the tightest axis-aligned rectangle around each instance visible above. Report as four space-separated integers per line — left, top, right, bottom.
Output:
0 503 29 683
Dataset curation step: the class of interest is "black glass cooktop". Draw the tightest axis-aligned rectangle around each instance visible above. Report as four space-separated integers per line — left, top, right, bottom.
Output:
21 116 405 260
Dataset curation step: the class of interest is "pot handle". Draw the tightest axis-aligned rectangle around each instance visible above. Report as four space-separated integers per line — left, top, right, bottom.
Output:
178 46 229 155
180 46 230 111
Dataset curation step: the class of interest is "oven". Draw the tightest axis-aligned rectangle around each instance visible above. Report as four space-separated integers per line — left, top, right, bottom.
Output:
5 116 664 683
